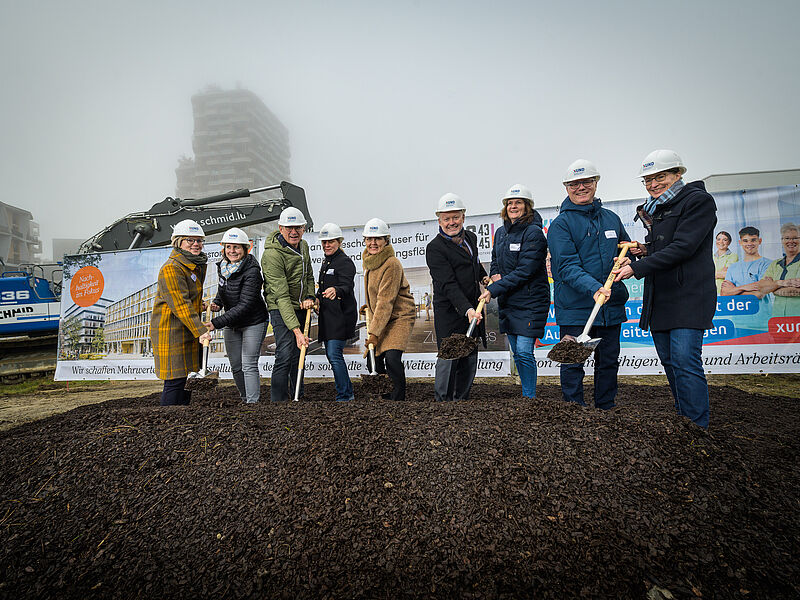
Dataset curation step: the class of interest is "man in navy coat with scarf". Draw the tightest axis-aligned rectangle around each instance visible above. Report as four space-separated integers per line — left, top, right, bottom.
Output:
426 193 487 402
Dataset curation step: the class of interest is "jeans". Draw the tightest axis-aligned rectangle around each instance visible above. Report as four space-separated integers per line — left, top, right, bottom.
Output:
224 321 267 403
651 328 710 428
507 334 537 398
270 309 305 402
161 377 190 406
558 324 621 410
324 339 354 401
434 347 478 401
367 349 406 401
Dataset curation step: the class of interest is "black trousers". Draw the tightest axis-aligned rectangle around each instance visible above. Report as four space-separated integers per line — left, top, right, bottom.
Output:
368 349 406 401
161 377 191 406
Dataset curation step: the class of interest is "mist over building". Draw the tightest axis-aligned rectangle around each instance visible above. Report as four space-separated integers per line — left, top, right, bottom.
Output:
175 86 291 240
0 202 42 270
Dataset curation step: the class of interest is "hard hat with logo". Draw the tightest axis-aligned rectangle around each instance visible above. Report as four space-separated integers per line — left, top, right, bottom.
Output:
502 184 534 204
562 159 601 184
171 219 205 240
278 206 308 227
318 223 344 241
363 218 390 237
220 227 249 245
436 193 467 215
638 149 687 177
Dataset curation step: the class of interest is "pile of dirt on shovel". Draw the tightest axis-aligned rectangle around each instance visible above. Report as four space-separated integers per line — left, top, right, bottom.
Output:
0 382 798 599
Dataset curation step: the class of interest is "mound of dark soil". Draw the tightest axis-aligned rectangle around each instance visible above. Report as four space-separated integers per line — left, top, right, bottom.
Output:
0 382 798 599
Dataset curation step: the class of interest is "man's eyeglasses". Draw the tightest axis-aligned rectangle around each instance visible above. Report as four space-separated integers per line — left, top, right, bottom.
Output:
565 179 596 190
642 172 671 186
782 236 800 241
183 238 204 245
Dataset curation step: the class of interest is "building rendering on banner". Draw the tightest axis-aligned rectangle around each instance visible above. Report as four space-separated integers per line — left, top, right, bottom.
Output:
103 281 220 357
175 86 291 241
60 297 113 358
0 201 42 271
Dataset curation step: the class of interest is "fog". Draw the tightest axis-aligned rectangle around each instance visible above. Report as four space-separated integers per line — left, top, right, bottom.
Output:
1 0 798 258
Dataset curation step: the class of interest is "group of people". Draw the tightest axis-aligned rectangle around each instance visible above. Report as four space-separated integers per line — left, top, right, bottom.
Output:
147 147 800 430
716 224 800 318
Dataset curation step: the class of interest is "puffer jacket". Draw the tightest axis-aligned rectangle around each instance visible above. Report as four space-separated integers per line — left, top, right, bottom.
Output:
316 248 357 342
261 230 316 331
211 253 268 330
487 211 550 338
630 181 717 331
548 198 631 326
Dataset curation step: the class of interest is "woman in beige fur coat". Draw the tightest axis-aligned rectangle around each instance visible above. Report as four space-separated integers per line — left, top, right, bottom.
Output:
362 218 416 400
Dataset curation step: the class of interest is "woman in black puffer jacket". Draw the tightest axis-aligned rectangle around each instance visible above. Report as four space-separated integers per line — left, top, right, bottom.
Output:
205 228 269 403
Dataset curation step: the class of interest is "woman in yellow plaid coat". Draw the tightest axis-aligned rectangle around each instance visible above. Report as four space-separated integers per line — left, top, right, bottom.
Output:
150 219 210 405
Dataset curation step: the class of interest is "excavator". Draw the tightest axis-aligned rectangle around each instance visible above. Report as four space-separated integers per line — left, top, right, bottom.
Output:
0 182 312 382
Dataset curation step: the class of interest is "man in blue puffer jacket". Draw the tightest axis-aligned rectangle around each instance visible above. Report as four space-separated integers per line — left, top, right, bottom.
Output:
548 159 631 409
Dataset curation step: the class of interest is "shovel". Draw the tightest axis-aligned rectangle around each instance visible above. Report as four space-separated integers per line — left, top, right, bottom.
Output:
437 298 486 360
293 308 312 402
360 306 392 395
186 299 219 390
547 242 636 364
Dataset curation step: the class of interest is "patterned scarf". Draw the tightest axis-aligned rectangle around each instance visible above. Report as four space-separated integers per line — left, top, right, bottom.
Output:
220 258 243 279
438 227 473 257
636 179 686 234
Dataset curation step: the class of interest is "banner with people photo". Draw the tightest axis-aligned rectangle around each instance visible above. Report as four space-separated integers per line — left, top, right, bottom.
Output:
55 184 799 380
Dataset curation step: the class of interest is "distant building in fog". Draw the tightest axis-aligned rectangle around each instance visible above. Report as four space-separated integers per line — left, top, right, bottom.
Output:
0 201 42 270
175 86 291 240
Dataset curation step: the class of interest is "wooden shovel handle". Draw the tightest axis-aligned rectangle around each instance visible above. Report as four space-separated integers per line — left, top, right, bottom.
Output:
596 243 637 306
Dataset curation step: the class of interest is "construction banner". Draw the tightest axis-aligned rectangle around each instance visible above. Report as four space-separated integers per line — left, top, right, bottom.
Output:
55 184 800 381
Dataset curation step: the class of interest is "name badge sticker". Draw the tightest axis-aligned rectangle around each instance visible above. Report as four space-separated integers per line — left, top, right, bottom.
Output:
604 230 618 239
509 243 521 251
327 268 335 274
191 273 197 281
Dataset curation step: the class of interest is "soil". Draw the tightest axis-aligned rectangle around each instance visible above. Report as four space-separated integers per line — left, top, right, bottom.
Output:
184 376 219 393
359 373 393 396
437 334 479 360
547 338 595 364
0 381 798 599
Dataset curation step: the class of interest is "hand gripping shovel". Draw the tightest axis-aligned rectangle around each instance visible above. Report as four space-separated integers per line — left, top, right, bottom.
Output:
293 308 312 402
437 298 486 360
186 300 219 391
360 306 392 396
548 242 636 364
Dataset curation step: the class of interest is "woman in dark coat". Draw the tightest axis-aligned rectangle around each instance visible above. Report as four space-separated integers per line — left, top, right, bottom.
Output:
614 149 717 429
205 227 269 403
425 193 487 402
479 184 550 399
316 223 357 401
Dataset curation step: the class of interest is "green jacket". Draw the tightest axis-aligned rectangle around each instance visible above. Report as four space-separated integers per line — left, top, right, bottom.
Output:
261 230 316 330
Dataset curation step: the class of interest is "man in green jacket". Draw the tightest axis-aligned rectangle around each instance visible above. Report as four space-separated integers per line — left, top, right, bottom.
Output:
262 207 316 401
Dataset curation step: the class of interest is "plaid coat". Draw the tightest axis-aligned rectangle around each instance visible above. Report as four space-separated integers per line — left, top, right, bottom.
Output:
150 250 208 380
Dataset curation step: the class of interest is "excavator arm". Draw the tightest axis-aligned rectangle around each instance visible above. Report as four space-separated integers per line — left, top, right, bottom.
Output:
79 181 312 253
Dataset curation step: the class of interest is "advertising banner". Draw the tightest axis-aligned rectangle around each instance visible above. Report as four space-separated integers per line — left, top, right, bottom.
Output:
56 184 800 380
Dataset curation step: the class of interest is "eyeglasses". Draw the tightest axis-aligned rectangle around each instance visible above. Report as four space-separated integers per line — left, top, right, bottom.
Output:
782 236 800 241
183 238 204 245
642 172 672 186
565 179 596 190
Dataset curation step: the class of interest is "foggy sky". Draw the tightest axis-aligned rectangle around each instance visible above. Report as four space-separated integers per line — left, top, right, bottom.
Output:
1 0 798 259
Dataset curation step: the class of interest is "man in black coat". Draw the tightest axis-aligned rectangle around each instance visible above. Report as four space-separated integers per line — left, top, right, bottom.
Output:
425 193 488 401
614 149 717 428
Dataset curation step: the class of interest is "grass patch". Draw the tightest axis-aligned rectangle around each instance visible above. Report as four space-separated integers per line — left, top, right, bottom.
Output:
1 379 109 397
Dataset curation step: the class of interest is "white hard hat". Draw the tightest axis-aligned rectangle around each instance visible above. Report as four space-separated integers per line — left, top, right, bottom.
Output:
318 222 343 241
363 218 390 237
171 219 205 240
436 193 466 215
638 149 687 177
278 206 307 227
562 159 601 184
502 184 533 204
220 227 249 245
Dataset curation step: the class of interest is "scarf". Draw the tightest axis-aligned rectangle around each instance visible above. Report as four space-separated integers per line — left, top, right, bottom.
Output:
220 258 244 279
438 227 473 257
178 248 208 266
362 244 395 272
